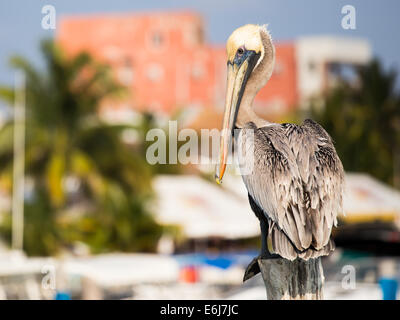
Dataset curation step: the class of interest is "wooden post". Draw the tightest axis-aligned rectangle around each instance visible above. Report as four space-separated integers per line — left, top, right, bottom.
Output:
258 258 324 300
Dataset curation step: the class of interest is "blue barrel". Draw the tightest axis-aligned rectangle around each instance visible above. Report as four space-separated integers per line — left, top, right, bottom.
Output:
55 291 71 300
379 278 398 300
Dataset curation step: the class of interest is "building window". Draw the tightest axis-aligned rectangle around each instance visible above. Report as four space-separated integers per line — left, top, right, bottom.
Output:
117 57 134 85
147 30 166 50
152 32 163 47
191 64 204 80
184 25 204 47
308 61 317 72
274 61 284 75
195 26 204 44
146 63 164 82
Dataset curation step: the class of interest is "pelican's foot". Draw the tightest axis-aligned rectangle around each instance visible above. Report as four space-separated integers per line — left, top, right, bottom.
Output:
243 252 282 282
243 255 261 282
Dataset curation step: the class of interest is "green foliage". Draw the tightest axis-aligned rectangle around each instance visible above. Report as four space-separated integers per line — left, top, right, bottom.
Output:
0 40 170 256
303 59 400 187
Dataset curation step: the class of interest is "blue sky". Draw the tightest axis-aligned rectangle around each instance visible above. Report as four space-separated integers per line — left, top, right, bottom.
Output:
0 0 399 86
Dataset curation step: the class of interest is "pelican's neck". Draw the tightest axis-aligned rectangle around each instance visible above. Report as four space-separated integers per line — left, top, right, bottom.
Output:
236 28 275 129
236 89 268 128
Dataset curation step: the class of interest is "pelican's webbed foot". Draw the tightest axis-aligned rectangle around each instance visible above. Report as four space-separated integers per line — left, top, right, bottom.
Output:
243 252 281 282
243 255 261 282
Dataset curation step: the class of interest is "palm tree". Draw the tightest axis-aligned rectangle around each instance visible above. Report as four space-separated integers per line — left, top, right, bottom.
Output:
308 59 400 188
0 40 165 256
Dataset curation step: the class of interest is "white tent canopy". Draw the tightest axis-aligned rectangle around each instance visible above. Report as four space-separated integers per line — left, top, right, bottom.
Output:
342 173 400 225
153 175 259 239
153 173 400 239
63 253 179 287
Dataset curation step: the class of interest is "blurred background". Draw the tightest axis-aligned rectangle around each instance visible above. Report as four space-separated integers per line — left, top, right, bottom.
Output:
0 0 399 300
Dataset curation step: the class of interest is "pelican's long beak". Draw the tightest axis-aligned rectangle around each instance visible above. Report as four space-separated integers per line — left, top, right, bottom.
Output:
215 51 260 184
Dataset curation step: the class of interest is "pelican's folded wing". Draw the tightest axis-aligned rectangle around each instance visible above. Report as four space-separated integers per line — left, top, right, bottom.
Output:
238 120 344 256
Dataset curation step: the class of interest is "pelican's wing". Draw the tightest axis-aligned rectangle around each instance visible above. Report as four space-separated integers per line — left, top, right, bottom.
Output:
298 119 345 248
239 120 344 257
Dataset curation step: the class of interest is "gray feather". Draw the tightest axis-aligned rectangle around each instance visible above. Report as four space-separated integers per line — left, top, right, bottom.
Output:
238 119 345 260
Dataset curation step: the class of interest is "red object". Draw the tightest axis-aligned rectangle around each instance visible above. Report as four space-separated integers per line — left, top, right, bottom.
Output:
179 265 198 283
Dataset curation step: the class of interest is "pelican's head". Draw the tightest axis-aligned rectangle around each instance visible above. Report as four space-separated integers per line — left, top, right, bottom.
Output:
216 24 274 184
226 24 264 65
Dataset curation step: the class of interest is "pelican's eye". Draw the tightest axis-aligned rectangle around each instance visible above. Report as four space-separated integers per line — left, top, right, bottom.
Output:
233 46 248 66
237 47 245 56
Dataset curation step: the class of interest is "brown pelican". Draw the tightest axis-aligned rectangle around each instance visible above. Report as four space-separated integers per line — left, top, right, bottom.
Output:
215 24 345 281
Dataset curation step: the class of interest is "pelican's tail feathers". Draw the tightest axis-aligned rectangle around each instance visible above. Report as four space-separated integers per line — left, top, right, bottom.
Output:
269 224 335 261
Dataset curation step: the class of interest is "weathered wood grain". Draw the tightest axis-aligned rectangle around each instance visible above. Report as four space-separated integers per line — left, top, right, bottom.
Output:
258 258 324 300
